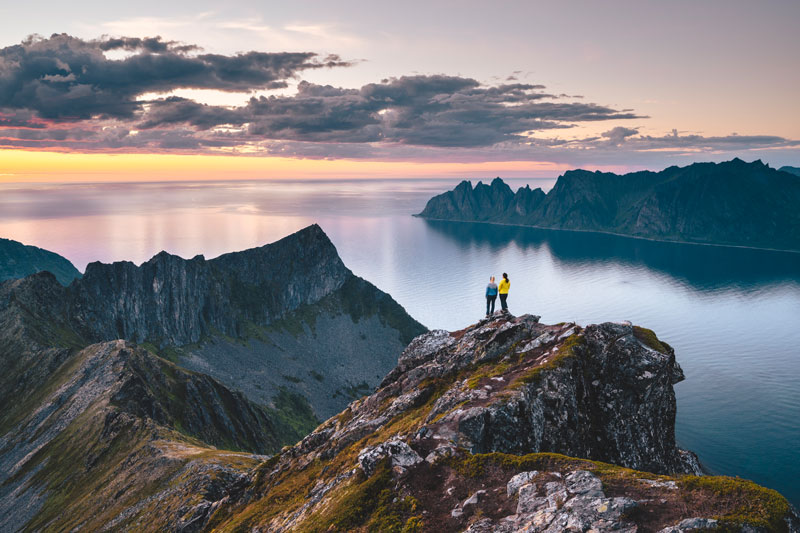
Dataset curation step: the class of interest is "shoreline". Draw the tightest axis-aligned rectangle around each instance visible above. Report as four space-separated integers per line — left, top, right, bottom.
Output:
413 214 800 256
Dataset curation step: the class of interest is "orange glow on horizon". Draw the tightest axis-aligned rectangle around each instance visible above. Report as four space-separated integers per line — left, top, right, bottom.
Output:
0 149 636 183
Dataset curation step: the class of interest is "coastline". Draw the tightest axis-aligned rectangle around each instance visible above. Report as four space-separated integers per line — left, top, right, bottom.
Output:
413 214 800 255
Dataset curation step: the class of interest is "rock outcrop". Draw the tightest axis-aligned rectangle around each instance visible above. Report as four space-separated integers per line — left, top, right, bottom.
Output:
417 159 800 252
0 237 81 285
191 314 798 533
377 315 699 475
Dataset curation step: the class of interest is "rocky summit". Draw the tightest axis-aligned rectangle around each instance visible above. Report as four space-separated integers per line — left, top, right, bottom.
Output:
417 159 800 252
0 224 426 423
148 314 796 532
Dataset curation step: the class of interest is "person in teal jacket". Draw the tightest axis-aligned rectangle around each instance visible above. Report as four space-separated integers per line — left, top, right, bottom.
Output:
486 276 498 316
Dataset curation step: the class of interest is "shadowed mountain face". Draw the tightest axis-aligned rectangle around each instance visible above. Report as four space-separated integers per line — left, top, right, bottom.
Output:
0 224 426 531
779 165 800 177
1 224 426 420
418 159 800 252
0 237 81 285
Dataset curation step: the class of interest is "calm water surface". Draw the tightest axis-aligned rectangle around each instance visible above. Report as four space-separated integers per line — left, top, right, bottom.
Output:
1 178 799 505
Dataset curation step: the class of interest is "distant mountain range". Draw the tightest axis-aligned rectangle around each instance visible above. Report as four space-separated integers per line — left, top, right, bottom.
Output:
0 238 81 285
417 159 800 252
780 165 800 177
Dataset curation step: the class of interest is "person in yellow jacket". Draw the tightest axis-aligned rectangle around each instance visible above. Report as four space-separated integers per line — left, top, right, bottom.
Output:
498 272 510 312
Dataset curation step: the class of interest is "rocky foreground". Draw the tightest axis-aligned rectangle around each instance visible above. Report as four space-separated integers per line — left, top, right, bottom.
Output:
179 314 799 532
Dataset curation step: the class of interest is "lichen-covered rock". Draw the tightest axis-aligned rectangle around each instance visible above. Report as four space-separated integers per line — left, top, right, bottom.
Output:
658 517 720 532
358 439 422 476
464 470 639 532
507 471 538 497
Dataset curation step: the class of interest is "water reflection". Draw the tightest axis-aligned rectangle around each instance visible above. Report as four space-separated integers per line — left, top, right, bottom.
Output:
424 219 800 293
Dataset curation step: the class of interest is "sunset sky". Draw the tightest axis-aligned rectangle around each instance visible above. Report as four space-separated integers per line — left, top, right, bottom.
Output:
1 0 798 182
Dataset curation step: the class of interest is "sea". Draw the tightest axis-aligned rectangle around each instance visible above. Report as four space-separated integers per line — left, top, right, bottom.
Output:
1 177 799 506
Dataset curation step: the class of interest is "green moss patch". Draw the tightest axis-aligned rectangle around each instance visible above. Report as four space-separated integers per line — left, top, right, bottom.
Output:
679 476 791 532
447 451 594 478
297 460 423 533
633 326 672 353
512 333 585 388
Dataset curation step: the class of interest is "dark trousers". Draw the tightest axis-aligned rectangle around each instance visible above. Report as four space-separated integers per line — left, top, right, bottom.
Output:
486 295 497 315
499 293 508 310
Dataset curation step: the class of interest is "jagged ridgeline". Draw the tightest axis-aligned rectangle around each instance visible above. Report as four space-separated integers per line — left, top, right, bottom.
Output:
417 159 800 252
0 224 425 531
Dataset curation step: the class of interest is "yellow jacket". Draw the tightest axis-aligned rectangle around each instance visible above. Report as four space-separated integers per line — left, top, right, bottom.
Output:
499 279 510 294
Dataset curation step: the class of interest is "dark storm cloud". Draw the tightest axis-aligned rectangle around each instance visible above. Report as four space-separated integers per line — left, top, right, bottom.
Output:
0 33 351 120
136 76 640 148
97 36 200 54
138 97 246 130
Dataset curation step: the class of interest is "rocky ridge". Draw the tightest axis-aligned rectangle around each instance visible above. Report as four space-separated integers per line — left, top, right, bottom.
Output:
0 225 426 420
417 159 800 252
0 340 297 531
187 314 798 532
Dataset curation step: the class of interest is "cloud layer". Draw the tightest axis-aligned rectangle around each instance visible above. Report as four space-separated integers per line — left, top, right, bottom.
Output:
0 33 348 120
0 33 796 166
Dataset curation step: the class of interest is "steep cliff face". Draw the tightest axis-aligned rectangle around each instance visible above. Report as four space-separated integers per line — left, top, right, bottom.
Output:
0 237 81 286
0 225 426 421
181 274 427 419
376 315 697 476
418 159 800 252
70 223 352 345
192 314 798 533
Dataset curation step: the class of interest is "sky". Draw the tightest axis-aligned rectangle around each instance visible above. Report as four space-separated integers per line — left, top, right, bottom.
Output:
0 0 798 182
